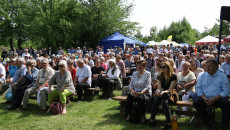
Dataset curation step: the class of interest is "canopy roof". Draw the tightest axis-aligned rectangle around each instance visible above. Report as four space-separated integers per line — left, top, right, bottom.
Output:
146 41 159 46
100 32 136 44
129 36 147 46
224 35 230 42
195 35 223 44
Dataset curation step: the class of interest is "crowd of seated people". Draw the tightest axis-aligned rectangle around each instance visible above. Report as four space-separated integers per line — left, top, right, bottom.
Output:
0 44 230 129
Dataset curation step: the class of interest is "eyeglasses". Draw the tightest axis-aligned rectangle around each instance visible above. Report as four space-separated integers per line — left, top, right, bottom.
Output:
160 66 168 69
59 65 64 68
42 63 47 65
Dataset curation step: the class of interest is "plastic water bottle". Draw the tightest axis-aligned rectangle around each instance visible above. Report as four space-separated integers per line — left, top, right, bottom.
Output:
172 112 178 130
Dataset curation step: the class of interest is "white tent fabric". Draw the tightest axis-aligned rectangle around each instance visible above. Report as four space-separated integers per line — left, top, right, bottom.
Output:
147 41 159 46
195 35 223 44
160 40 171 46
171 41 181 47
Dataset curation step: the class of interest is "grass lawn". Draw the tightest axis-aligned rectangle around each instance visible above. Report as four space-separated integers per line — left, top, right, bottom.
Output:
0 90 222 130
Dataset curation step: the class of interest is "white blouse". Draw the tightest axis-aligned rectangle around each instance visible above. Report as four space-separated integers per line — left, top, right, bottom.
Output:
129 71 152 96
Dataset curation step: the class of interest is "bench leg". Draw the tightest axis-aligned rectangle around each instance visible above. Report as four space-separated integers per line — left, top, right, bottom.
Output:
120 101 126 118
189 116 195 124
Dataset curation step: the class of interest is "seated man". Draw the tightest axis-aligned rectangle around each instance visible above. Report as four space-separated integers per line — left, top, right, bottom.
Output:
6 59 39 110
1 58 26 104
21 58 55 114
98 59 121 99
4 59 17 84
194 59 230 130
221 54 230 81
74 59 91 102
0 61 6 86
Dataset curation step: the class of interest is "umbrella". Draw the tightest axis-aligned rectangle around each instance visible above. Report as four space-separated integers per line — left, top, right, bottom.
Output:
224 35 230 42
195 35 223 44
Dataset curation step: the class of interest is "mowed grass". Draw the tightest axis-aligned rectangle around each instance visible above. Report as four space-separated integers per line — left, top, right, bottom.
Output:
0 90 222 130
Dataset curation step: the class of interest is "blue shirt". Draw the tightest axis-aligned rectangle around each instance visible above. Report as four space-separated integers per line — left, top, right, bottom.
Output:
221 62 230 75
9 66 17 77
195 69 230 98
25 68 39 83
12 65 27 84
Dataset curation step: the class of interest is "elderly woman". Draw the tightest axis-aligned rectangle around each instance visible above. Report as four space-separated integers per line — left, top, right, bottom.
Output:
126 60 151 123
150 61 177 129
177 62 196 111
48 60 75 114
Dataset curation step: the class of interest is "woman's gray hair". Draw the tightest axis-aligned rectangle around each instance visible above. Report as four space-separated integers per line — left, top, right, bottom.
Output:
76 59 84 64
100 57 105 61
26 59 37 67
41 58 49 63
16 57 25 64
108 59 116 65
67 59 74 65
58 60 67 68
37 57 44 62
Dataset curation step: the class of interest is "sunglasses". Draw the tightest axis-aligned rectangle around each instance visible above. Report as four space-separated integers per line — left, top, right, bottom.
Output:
160 66 168 69
59 65 64 68
42 63 47 65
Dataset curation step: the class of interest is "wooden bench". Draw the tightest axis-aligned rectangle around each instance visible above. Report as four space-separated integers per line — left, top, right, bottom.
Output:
112 96 216 123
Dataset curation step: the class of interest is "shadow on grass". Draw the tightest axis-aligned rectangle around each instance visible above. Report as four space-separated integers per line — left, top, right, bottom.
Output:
95 106 167 130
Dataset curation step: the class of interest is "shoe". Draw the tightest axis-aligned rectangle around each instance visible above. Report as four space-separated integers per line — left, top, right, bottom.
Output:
20 107 27 112
6 105 17 110
149 120 155 127
108 97 112 100
1 100 11 104
210 124 217 130
77 100 82 104
163 124 172 130
38 109 47 114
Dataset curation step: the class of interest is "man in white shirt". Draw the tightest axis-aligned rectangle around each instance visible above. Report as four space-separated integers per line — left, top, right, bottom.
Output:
0 63 6 84
74 59 91 102
22 49 30 58
99 59 121 100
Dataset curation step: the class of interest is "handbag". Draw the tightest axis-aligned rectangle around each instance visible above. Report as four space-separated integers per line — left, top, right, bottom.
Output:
168 89 179 105
50 102 63 115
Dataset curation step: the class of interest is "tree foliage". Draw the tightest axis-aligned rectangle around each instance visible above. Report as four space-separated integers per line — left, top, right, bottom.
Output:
0 0 138 50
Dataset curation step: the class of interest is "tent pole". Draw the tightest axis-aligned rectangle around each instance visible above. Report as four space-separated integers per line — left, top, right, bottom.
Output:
217 20 222 65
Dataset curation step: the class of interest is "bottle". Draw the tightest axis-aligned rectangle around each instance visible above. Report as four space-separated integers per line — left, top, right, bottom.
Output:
172 112 178 130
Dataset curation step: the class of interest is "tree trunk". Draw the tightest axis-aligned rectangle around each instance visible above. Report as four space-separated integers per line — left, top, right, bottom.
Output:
17 38 23 50
9 36 14 52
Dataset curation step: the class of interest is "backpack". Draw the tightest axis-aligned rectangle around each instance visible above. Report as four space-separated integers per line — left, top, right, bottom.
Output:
50 102 63 115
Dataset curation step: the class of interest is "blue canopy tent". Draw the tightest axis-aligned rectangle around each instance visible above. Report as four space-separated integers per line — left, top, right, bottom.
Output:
180 43 189 48
100 32 136 52
129 36 147 46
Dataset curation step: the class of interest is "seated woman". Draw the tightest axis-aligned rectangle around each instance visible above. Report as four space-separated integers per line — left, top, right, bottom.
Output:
91 59 105 88
150 61 177 129
189 60 203 78
67 59 77 82
47 60 75 114
126 60 152 123
177 62 196 110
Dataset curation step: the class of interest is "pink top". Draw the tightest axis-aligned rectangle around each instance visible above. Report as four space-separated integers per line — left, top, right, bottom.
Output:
101 63 107 71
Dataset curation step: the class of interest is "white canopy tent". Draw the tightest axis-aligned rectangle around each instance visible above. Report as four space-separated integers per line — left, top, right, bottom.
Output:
195 35 223 44
146 41 159 46
171 41 182 47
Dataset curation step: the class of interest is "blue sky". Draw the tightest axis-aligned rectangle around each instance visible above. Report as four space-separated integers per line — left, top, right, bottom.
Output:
128 0 230 36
